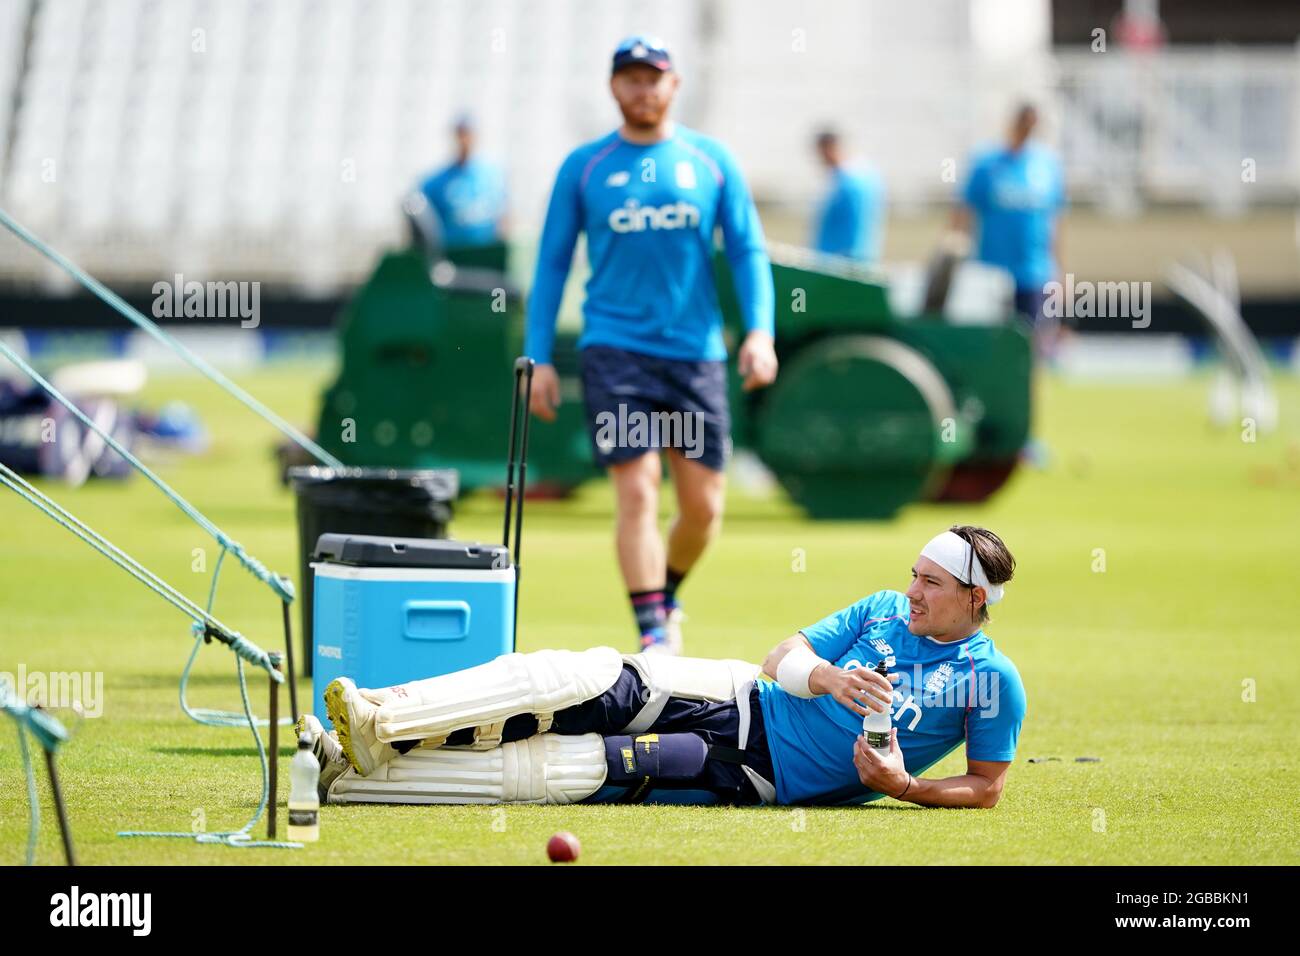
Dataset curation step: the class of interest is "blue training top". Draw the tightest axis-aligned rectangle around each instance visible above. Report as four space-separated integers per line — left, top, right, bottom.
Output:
418 157 507 249
961 143 1064 291
524 125 775 365
812 166 885 262
756 589 1027 806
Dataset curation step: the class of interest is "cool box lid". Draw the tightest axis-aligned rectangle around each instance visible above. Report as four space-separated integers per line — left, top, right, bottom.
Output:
313 533 510 571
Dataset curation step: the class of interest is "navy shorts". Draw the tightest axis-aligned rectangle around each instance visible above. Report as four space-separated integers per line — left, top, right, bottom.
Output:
558 666 774 805
578 344 731 472
1013 290 1045 327
1015 288 1057 331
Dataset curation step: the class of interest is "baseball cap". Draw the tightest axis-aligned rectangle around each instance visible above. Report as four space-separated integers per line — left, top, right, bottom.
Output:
611 35 672 74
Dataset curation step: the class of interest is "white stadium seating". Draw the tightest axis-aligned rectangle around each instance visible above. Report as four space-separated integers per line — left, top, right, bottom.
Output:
0 0 1295 290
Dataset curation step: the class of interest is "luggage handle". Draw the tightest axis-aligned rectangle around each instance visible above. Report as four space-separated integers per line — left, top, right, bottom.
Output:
402 600 472 641
502 356 535 648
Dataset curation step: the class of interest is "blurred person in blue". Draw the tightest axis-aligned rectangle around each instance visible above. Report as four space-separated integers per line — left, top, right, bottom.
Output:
414 116 508 250
811 128 886 263
522 35 777 657
953 103 1065 358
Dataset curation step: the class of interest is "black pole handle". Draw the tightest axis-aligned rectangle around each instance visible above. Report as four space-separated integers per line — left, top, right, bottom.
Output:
43 747 76 866
504 357 535 649
267 652 281 840
503 357 534 550
280 600 298 722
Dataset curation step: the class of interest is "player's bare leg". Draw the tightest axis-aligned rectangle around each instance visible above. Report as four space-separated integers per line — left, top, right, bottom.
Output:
609 451 670 651
662 449 726 654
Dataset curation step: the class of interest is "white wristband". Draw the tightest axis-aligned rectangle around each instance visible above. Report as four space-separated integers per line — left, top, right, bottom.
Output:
777 643 825 699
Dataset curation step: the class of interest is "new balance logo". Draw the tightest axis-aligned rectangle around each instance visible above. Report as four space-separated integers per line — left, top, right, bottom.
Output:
608 199 701 233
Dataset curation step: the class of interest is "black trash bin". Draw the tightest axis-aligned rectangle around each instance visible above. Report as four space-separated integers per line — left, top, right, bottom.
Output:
288 466 458 675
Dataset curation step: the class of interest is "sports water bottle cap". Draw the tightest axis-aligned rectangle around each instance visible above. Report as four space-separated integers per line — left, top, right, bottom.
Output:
297 732 312 750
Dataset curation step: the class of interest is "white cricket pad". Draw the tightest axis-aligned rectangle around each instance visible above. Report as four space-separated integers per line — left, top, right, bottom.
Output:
620 652 762 734
326 733 607 805
373 646 624 748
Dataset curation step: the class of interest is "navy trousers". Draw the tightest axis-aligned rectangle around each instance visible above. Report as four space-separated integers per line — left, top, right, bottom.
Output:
444 664 776 805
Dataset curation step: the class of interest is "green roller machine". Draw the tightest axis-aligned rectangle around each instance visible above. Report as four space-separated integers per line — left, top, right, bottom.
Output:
315 241 1030 519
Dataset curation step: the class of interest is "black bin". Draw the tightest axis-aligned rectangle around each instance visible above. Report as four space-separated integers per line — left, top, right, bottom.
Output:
288 466 458 674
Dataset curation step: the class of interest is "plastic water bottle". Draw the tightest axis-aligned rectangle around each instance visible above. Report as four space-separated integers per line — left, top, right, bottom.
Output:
287 732 320 843
862 658 894 757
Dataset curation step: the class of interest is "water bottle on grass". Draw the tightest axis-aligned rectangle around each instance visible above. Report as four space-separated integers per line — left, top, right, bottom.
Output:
287 732 320 843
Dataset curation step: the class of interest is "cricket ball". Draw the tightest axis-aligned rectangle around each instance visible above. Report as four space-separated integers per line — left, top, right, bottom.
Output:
546 831 581 863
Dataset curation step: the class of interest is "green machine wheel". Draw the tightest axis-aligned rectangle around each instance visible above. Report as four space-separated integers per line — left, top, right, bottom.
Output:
754 335 970 519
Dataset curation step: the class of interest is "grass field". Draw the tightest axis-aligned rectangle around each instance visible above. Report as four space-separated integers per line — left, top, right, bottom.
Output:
2 363 1299 865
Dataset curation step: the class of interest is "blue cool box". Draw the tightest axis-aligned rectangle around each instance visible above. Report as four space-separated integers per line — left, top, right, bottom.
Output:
311 532 514 728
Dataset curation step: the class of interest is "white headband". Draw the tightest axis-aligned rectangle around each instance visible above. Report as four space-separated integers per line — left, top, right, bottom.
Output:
919 531 1004 606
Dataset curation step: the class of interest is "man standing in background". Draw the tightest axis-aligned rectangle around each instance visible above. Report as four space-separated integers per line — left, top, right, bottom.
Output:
811 128 886 263
524 36 777 655
953 103 1065 357
415 116 508 250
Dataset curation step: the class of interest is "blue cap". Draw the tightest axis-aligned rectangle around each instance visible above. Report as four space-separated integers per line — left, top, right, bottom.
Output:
611 35 672 74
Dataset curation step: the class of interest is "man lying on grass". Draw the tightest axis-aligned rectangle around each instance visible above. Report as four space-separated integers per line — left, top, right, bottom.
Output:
300 525 1026 808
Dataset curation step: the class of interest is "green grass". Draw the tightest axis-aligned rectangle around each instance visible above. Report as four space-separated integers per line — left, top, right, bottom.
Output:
2 364 1299 865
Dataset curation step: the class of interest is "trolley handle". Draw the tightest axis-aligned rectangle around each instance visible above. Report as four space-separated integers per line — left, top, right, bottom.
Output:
502 357 535 647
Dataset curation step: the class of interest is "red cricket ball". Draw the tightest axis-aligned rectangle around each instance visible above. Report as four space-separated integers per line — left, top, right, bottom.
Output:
546 831 581 863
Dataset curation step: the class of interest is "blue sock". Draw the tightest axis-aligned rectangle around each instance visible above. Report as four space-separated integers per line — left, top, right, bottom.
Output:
630 589 667 647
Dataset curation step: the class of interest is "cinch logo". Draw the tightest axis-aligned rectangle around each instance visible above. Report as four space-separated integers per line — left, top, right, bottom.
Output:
50 886 151 936
608 199 700 233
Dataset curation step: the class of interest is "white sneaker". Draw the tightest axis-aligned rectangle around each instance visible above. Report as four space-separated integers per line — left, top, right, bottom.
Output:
295 713 350 801
659 607 686 656
323 677 395 777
